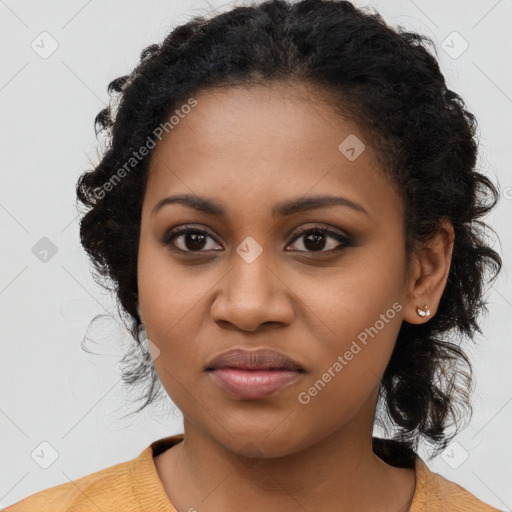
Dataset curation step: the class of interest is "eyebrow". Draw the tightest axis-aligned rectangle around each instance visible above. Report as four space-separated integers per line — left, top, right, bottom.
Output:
151 193 369 218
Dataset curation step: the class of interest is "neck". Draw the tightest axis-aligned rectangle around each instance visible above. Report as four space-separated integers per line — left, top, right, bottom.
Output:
155 409 416 512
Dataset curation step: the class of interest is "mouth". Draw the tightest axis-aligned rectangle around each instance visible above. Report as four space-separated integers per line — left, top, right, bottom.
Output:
207 368 304 400
205 348 305 400
205 347 305 372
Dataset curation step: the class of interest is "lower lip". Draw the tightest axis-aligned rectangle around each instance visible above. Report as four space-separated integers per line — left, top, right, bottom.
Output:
208 368 303 400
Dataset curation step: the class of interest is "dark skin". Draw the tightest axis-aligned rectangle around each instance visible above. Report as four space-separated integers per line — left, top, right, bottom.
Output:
137 81 455 512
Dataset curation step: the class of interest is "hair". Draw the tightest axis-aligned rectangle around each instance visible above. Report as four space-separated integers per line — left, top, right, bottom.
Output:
76 0 502 459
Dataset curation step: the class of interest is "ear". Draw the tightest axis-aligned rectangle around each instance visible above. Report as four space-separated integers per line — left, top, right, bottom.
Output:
403 218 455 325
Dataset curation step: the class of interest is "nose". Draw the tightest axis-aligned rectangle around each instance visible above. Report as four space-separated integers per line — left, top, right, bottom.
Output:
210 252 294 332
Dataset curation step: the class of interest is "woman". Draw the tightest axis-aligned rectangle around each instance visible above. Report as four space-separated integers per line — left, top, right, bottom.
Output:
4 0 503 510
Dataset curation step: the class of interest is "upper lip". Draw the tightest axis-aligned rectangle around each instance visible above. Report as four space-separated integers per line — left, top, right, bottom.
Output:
206 348 304 371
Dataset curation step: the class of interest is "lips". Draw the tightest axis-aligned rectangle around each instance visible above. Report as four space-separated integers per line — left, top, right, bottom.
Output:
205 347 304 372
205 348 305 400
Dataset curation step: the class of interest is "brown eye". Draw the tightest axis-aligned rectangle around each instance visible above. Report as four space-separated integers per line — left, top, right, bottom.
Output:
163 227 222 253
286 227 351 253
162 224 352 255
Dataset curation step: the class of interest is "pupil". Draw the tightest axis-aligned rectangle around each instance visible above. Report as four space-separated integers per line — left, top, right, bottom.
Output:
182 231 328 251
186 232 206 250
304 232 326 251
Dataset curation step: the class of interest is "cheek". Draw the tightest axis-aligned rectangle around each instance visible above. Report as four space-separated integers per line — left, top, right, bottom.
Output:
297 253 403 346
137 237 207 332
294 305 403 439
148 314 208 422
137 271 216 401
295 246 405 399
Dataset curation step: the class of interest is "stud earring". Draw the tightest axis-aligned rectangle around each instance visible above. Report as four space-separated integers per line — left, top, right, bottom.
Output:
416 304 431 317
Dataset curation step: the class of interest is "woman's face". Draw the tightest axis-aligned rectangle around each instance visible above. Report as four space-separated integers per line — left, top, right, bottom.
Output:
137 82 416 457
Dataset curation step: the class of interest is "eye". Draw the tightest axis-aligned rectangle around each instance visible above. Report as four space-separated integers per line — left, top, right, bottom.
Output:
162 224 351 254
286 225 351 253
163 225 222 253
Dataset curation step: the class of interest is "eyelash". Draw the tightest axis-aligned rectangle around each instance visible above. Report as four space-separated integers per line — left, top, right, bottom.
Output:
162 224 352 255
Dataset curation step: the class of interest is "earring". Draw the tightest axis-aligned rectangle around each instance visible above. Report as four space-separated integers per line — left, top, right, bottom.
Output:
416 304 431 318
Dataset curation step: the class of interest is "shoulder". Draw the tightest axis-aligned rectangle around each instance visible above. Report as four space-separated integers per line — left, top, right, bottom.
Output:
2 455 138 512
413 457 503 512
372 437 502 512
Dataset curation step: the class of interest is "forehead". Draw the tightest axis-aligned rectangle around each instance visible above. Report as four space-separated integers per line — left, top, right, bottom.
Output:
145 82 402 223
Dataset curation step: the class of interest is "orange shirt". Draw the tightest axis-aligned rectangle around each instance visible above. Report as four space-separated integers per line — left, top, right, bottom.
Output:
3 434 501 511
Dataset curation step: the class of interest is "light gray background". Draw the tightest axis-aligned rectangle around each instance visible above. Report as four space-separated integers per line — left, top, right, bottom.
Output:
1 0 511 509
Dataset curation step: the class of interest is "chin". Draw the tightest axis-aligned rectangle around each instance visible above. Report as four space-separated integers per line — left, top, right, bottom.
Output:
211 424 312 460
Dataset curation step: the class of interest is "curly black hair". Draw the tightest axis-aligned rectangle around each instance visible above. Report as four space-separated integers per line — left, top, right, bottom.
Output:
75 0 502 459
